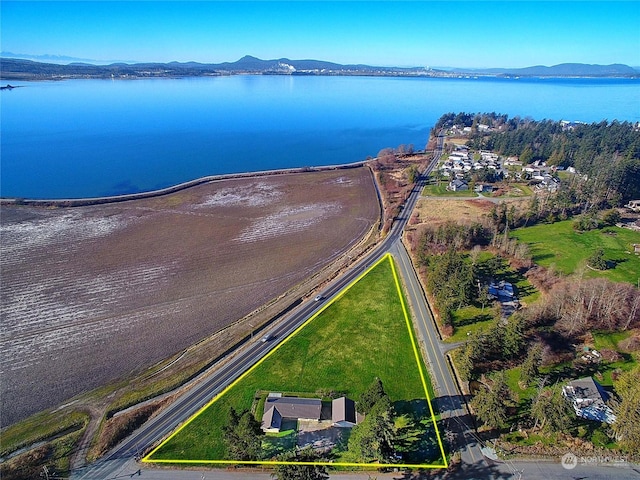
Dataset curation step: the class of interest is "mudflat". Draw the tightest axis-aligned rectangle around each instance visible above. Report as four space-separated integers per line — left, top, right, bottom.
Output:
0 168 379 426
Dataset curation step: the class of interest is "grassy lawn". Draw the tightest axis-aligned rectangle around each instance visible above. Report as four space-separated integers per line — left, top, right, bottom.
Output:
491 183 534 198
445 314 494 344
510 221 640 284
422 183 478 197
503 366 537 421
592 330 632 351
146 255 443 465
590 331 638 387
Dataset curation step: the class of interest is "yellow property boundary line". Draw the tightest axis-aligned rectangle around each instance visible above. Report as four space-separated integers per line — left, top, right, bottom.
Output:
143 253 448 469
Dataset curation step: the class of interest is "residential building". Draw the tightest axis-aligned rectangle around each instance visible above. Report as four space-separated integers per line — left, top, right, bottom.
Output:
261 395 322 433
447 179 469 191
625 200 640 212
562 377 616 424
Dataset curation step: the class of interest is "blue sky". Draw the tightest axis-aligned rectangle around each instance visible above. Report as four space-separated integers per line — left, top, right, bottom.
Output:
2 1 639 68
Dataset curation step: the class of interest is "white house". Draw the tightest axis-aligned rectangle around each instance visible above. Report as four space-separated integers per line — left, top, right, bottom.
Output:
626 200 640 212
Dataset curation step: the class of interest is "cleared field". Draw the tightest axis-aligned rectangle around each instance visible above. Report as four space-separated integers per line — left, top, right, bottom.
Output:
146 255 445 467
410 197 496 226
510 220 640 284
0 168 379 426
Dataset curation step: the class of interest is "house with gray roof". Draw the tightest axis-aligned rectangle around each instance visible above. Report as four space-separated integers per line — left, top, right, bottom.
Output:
261 395 322 433
562 377 616 424
447 179 468 192
261 394 362 433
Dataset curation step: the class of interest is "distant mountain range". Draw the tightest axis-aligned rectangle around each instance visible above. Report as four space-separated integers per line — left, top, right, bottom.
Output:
467 63 639 77
1 55 638 81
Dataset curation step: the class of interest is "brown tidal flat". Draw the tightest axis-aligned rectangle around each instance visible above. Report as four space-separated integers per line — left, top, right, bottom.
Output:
0 168 379 426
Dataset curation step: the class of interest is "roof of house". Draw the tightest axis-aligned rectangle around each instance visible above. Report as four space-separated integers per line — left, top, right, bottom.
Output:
332 397 357 425
564 377 610 403
562 377 616 424
261 396 322 430
262 404 283 431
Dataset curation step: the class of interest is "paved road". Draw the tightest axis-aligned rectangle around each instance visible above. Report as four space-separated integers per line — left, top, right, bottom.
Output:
74 456 640 480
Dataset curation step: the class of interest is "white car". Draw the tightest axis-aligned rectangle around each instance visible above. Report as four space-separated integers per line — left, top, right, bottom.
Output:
314 295 323 302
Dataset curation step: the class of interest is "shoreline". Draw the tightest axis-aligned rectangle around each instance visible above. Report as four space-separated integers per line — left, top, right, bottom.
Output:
0 161 367 207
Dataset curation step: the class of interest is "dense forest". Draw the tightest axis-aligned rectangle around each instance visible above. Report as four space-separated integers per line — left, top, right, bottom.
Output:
435 113 640 204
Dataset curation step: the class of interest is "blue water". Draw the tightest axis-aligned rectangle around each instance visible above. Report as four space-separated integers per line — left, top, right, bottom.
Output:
2 75 639 199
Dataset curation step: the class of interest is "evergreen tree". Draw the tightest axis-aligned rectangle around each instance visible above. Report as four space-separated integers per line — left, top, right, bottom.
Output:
455 342 475 382
530 383 574 432
478 285 491 312
502 314 525 358
520 344 543 388
271 448 329 480
358 377 386 414
610 366 640 452
601 209 621 226
587 248 608 270
222 407 264 460
471 371 513 430
348 395 397 463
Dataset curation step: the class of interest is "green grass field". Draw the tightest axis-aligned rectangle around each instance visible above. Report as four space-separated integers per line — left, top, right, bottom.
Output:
422 183 478 197
510 221 640 284
591 331 638 387
492 183 534 197
146 255 444 466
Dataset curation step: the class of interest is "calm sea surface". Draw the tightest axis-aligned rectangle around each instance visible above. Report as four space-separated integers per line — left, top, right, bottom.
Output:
2 75 639 199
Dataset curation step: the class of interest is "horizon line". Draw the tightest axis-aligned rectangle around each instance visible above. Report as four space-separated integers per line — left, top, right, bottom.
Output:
2 52 637 71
